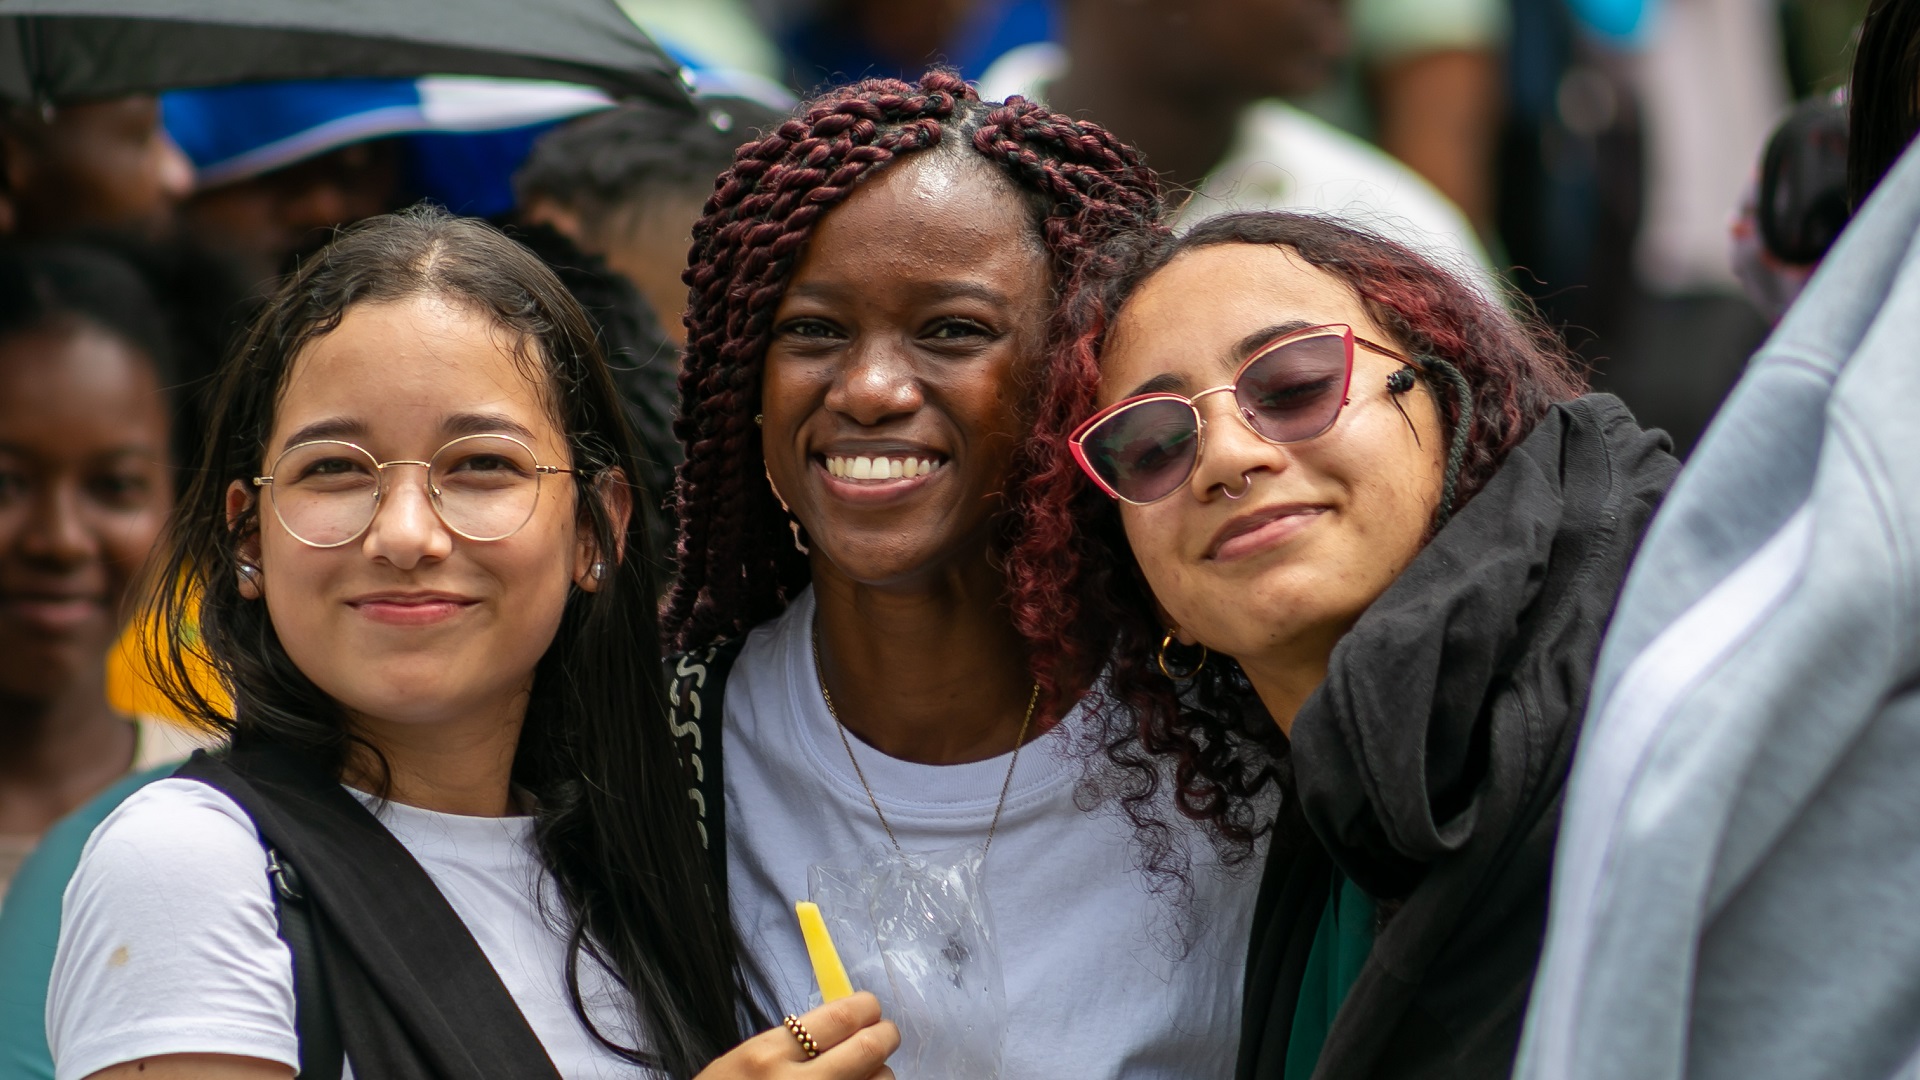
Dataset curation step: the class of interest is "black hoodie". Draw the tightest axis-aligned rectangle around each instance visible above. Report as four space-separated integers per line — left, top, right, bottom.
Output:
1238 394 1677 1079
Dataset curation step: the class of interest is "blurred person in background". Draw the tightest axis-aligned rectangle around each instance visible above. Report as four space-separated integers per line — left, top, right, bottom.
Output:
162 77 613 287
0 98 193 240
1729 96 1849 324
1594 0 1786 455
0 243 204 906
1848 0 1920 211
757 0 1053 90
1297 0 1508 241
978 0 1492 282
517 95 788 345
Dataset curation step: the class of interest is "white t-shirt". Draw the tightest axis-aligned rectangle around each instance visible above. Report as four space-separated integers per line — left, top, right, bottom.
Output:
48 778 647 1080
978 42 1495 291
724 588 1259 1078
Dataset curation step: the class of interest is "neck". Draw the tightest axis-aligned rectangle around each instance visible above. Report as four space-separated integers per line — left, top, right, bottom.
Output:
0 673 136 837
1234 630 1346 739
811 552 1037 765
1048 39 1248 192
345 696 527 817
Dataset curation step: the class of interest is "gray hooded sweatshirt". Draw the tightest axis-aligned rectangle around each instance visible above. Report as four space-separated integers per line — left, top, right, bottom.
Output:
1514 140 1920 1079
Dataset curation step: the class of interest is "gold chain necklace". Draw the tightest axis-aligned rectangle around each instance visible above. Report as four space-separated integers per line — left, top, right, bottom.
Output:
811 624 1038 857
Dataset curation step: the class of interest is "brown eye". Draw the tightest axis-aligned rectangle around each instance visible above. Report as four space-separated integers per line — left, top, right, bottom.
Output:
88 472 154 510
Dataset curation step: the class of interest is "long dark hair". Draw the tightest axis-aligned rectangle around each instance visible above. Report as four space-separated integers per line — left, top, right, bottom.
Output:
147 206 751 1075
663 69 1163 655
1007 211 1586 870
1849 0 1920 209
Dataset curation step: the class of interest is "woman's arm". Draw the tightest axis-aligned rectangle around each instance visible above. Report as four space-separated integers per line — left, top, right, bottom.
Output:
86 1054 294 1079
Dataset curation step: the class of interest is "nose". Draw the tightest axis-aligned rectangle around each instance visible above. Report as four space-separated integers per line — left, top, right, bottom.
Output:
280 180 355 234
359 465 454 569
17 481 99 568
824 340 923 426
1188 392 1288 502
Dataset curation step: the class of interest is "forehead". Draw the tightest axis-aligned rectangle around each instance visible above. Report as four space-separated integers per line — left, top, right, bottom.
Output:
1101 243 1376 393
791 152 1047 283
272 296 559 452
0 322 166 430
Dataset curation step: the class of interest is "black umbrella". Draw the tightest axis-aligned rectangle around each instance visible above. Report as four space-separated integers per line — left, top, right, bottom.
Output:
0 0 690 107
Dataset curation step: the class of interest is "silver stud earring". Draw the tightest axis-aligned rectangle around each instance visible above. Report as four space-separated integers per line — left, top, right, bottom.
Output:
237 562 262 594
590 561 606 581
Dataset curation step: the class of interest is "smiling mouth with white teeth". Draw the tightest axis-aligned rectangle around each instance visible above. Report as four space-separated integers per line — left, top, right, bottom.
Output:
823 454 947 480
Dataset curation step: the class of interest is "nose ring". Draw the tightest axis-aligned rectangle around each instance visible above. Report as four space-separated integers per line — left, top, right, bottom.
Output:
1222 472 1254 500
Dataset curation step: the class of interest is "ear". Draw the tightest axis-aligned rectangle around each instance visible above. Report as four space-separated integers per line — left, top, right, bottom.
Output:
226 480 264 600
574 467 633 592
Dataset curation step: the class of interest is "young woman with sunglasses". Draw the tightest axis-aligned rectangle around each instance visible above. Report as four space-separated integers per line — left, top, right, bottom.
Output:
44 208 898 1080
1009 211 1678 1079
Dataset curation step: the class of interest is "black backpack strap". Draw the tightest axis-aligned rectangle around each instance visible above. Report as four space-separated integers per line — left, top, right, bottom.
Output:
266 846 345 1080
175 747 563 1080
667 638 743 896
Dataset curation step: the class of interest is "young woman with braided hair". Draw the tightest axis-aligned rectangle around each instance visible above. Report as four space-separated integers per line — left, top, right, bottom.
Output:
664 71 1260 1075
1017 211 1676 1078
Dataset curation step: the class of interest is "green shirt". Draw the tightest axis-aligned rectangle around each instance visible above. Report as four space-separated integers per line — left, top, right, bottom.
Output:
0 764 176 1080
1284 871 1378 1080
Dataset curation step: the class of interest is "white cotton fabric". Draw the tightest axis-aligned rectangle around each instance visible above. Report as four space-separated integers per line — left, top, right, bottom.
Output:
724 587 1260 1079
977 42 1495 292
48 778 649 1080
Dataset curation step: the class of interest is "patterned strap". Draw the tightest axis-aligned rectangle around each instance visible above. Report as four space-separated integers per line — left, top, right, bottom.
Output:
666 638 743 895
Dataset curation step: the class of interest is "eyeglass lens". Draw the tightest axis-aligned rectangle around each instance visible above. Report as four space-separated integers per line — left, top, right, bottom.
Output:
266 436 546 546
1082 330 1352 503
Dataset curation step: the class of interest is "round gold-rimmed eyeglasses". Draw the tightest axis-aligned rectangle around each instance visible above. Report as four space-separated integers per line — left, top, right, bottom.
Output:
252 433 575 548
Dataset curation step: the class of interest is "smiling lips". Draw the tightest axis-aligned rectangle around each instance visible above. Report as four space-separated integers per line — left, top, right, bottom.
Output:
1206 503 1328 561
348 591 479 626
0 593 108 634
823 454 946 481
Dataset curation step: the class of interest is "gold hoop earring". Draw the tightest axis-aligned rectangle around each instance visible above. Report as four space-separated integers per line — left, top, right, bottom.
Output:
764 466 809 555
1158 628 1207 683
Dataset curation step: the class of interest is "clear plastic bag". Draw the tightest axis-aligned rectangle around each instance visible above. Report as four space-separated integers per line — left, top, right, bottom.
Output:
807 842 1007 1079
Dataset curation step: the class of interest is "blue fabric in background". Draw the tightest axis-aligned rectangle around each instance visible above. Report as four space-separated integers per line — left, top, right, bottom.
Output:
161 76 609 213
163 79 423 177
402 124 564 218
1567 0 1655 42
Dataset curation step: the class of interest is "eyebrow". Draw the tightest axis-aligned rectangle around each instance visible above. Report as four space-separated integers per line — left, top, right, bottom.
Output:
441 412 539 443
277 412 539 454
781 279 1011 306
1119 320 1323 399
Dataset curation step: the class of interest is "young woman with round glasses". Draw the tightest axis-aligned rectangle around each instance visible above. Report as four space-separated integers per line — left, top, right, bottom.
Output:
45 207 898 1080
1011 211 1679 1079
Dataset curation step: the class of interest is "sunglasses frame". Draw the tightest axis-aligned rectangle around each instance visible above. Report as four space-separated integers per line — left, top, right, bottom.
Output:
1070 323 1409 506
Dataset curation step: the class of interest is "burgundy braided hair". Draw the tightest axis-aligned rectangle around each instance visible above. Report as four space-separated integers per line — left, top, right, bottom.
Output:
1006 212 1588 866
664 71 1163 662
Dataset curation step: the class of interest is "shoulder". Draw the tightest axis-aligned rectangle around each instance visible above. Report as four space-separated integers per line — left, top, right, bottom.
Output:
49 780 297 1079
81 777 263 867
61 778 273 953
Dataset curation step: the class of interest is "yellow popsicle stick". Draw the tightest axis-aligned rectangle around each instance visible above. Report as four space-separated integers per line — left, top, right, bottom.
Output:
794 901 854 1002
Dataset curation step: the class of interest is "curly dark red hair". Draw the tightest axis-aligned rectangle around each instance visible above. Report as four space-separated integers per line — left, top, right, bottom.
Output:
663 70 1163 654
1005 212 1588 860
